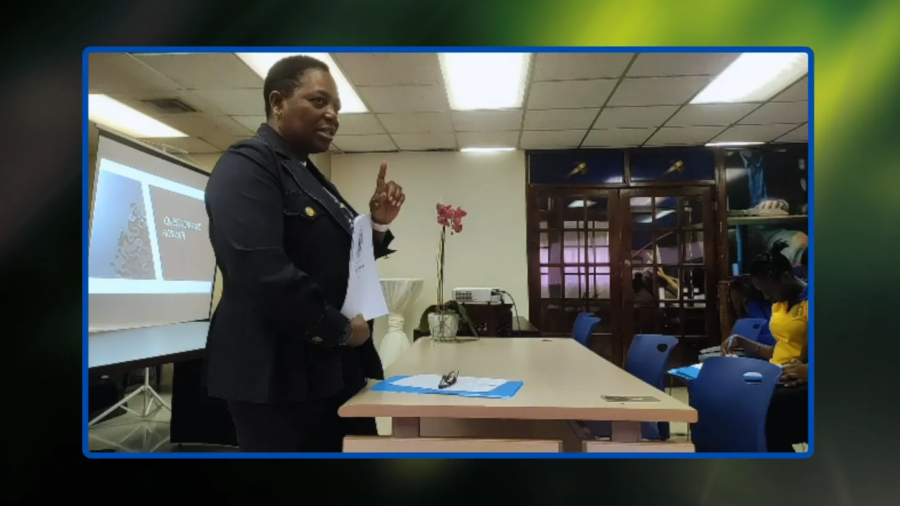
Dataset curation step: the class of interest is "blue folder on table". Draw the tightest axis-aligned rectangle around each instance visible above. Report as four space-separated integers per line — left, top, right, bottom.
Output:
668 364 703 381
372 375 524 399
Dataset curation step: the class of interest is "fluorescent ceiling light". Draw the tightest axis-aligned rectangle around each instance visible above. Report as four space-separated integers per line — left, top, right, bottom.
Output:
88 94 187 138
706 141 766 147
439 53 530 110
692 53 808 104
236 53 367 113
460 147 516 153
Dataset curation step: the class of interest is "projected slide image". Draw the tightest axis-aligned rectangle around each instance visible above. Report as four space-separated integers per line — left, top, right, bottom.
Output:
89 158 214 295
149 186 215 281
89 171 157 280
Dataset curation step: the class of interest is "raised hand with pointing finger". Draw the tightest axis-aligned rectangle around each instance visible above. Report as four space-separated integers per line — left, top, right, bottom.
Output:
370 160 405 225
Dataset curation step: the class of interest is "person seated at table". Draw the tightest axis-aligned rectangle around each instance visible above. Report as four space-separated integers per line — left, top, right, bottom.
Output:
722 241 807 365
723 241 809 452
728 275 775 346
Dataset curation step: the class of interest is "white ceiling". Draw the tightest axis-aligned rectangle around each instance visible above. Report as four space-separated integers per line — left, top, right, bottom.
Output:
87 52 809 154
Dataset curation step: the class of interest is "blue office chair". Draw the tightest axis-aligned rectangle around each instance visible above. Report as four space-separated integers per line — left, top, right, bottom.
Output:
572 312 595 338
586 334 679 441
572 315 601 347
731 318 773 346
625 334 680 440
688 356 781 452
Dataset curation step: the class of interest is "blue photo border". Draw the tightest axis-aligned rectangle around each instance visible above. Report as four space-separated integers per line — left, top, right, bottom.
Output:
82 46 814 459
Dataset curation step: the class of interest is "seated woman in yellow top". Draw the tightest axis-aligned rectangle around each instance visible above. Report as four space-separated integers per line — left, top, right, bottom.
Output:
723 241 808 365
723 240 809 452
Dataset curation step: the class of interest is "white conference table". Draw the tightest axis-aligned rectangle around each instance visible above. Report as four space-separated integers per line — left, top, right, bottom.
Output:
340 337 697 453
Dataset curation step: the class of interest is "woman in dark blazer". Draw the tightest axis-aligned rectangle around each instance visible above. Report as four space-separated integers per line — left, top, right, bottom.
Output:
204 55 405 452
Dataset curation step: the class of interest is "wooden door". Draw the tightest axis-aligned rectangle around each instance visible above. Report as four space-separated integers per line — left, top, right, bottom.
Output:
526 187 622 361
619 187 718 367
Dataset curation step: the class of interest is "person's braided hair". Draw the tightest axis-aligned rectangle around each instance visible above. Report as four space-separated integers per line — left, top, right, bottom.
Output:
749 240 794 279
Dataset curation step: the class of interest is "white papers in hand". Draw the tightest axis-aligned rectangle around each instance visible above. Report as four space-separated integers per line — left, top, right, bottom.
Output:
392 374 507 393
340 214 389 321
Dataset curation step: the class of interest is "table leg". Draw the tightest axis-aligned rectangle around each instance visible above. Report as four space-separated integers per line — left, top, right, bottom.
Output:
392 417 420 438
610 421 641 443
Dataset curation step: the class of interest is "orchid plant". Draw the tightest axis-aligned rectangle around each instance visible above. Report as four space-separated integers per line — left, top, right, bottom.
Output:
433 203 467 335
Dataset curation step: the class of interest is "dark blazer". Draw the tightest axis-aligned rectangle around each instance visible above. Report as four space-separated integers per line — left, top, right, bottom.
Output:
204 124 394 403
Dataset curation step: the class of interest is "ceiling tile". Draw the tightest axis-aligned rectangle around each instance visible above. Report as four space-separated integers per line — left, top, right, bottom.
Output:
523 108 599 130
88 54 182 94
456 131 520 148
531 53 634 81
711 124 799 143
133 53 263 90
193 89 264 116
772 76 808 102
608 76 711 106
140 137 221 154
644 126 725 146
333 53 442 86
333 134 396 152
452 110 522 131
231 115 267 131
392 133 457 150
627 53 740 77
335 113 385 135
739 101 808 125
775 124 808 143
527 79 617 109
377 112 453 134
161 115 252 138
358 85 449 113
202 134 252 151
520 130 586 149
107 90 228 117
666 104 759 126
583 128 655 147
593 106 678 128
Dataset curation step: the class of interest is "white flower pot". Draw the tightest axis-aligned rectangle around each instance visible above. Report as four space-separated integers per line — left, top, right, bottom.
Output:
428 312 459 341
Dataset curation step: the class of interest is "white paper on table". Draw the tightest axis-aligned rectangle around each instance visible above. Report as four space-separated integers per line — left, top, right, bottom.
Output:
392 374 508 393
340 214 389 321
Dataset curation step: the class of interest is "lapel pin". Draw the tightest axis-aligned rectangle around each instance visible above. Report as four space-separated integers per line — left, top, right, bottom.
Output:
305 206 316 217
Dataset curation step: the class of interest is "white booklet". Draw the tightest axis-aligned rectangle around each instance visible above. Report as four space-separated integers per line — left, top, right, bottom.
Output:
392 374 508 393
340 214 389 321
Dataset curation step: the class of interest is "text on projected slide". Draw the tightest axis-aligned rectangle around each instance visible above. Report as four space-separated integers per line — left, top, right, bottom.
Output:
88 158 214 295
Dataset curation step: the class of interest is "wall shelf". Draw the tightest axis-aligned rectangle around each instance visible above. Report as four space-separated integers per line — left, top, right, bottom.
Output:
727 214 808 226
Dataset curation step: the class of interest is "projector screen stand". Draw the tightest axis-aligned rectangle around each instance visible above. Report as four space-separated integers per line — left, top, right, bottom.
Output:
89 367 171 427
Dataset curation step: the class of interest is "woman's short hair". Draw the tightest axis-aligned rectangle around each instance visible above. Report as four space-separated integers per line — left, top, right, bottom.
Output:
262 55 330 118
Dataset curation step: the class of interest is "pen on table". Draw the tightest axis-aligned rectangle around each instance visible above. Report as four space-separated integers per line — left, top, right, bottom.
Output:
439 370 458 389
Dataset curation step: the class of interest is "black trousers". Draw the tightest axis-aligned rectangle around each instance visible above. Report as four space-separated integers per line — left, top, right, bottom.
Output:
227 389 377 452
765 384 808 452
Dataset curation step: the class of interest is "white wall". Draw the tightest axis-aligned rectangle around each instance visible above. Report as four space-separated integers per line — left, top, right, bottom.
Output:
331 151 528 347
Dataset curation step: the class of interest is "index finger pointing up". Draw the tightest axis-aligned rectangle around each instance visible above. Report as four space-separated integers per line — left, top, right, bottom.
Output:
377 160 387 184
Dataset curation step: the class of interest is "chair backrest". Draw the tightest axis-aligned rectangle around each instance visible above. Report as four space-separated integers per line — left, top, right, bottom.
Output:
572 316 601 347
572 312 595 338
688 357 781 453
624 334 679 391
731 318 768 343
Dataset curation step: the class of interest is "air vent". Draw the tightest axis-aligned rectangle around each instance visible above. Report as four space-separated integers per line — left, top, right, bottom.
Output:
141 98 198 114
